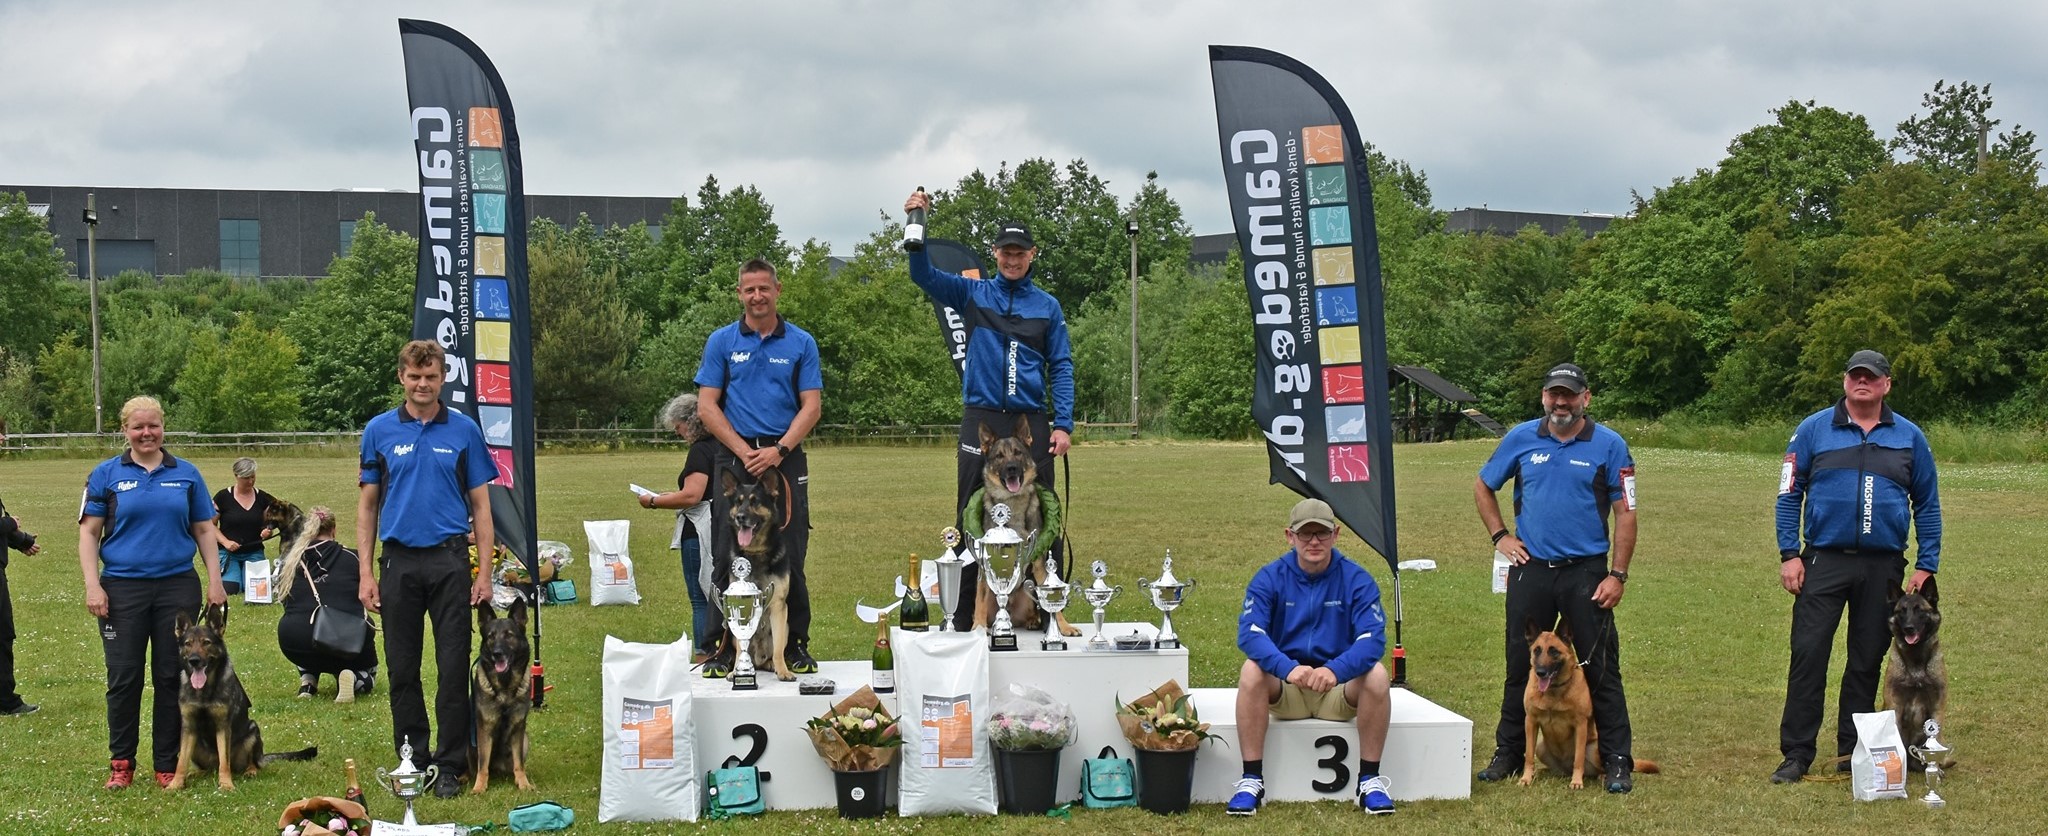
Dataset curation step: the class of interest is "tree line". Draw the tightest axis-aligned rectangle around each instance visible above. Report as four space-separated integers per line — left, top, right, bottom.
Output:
0 80 2039 437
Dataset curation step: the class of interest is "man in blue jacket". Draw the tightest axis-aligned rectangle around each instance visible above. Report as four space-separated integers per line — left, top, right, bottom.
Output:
1228 498 1394 816
1771 349 1941 784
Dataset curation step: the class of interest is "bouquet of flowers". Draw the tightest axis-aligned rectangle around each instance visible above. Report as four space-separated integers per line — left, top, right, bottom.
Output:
1116 680 1216 752
804 685 903 772
987 683 1077 751
275 796 368 836
476 540 577 608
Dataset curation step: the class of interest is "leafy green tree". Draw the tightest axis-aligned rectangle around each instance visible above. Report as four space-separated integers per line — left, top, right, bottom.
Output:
0 349 39 432
175 318 301 433
925 158 1129 307
171 327 229 432
529 220 643 428
101 302 202 413
35 334 95 432
286 214 414 430
632 176 795 339
778 236 958 427
1168 248 1256 438
0 192 70 361
1891 80 2039 178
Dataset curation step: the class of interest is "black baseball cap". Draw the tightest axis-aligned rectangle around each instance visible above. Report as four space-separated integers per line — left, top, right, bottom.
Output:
991 222 1034 249
1542 362 1587 393
1845 349 1890 377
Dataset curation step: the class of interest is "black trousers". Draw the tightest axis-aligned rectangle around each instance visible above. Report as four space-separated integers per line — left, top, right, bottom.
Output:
708 441 811 649
949 408 1059 631
380 540 472 771
1778 550 1904 764
1493 556 1633 762
0 559 20 710
99 572 200 770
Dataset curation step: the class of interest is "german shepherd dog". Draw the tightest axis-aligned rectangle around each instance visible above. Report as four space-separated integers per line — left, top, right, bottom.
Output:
1520 618 1658 788
263 499 312 551
714 466 796 681
169 604 317 790
971 417 1079 637
1885 576 1947 769
470 600 534 793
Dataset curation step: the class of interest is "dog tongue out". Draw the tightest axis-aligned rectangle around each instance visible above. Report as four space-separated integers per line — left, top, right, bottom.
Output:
736 526 755 548
494 659 511 674
1005 476 1024 494
1905 632 1922 645
1536 672 1552 693
189 670 208 690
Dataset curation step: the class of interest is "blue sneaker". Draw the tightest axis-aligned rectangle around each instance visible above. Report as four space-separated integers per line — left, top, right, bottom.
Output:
1226 775 1264 816
1359 774 1394 815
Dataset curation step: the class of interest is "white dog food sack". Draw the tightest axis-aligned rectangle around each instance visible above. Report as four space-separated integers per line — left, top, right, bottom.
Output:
585 519 641 606
1851 709 1908 801
599 634 699 822
242 558 275 604
896 630 996 816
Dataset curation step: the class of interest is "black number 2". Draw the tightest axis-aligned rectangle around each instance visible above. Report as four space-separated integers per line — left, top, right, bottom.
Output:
1312 734 1350 793
733 723 768 767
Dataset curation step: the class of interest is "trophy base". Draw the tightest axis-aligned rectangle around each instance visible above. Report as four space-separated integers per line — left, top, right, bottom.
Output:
1155 637 1181 650
730 671 758 691
1921 794 1946 809
989 633 1019 652
1040 638 1068 652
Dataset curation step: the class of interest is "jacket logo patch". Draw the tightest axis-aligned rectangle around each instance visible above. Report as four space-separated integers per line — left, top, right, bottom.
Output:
730 351 751 364
1530 453 1550 464
114 480 140 492
393 444 415 457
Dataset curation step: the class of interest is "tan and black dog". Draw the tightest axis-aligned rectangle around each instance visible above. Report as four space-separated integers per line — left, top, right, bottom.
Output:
1885 576 1948 768
715 466 796 681
470 600 534 793
970 416 1078 637
1520 618 1658 789
169 604 317 790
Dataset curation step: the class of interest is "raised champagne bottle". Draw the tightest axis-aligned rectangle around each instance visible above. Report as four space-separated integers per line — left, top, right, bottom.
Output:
344 757 368 813
871 613 896 694
903 186 927 252
899 553 930 631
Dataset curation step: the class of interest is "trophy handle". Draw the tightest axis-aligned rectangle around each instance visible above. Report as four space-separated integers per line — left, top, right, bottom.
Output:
422 763 441 784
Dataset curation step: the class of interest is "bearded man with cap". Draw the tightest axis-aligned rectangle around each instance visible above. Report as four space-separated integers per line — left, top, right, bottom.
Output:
1472 362 1641 792
1769 349 1941 784
1226 498 1395 816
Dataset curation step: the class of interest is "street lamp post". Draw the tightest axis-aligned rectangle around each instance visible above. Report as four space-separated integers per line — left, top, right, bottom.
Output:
84 194 103 434
1125 217 1139 439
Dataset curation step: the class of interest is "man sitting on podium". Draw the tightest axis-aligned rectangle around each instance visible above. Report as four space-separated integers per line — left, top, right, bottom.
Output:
1228 498 1395 816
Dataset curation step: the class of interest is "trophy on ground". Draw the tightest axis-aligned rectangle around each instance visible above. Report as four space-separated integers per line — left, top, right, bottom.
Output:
935 526 967 632
1080 560 1121 651
1031 554 1072 651
374 737 440 827
1138 549 1194 650
972 503 1033 652
723 557 765 691
1911 718 1951 808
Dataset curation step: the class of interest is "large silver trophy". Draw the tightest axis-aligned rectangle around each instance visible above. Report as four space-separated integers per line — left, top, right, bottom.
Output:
374 737 439 827
935 526 967 632
1030 555 1072 651
972 503 1033 652
1911 719 1951 808
1080 560 1121 650
724 557 765 691
1137 549 1195 650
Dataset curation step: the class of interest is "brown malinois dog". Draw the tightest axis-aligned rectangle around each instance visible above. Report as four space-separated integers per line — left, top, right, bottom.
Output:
1521 618 1659 788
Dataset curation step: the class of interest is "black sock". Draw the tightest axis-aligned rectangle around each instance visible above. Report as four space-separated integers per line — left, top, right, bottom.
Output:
1361 759 1380 779
1243 759 1263 779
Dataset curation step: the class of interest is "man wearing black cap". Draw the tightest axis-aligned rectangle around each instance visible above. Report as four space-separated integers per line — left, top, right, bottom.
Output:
1770 349 1941 784
903 190 1075 625
1472 362 1642 792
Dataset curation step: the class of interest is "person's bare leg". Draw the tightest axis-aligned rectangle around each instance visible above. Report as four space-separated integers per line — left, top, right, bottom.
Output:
1350 662 1392 761
1235 660 1281 760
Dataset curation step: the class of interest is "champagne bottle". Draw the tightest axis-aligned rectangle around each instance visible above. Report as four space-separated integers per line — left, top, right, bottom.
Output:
903 186 927 252
899 553 930 632
344 757 368 813
871 613 895 694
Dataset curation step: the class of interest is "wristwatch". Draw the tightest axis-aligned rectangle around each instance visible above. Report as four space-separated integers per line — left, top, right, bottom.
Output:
774 442 791 458
1607 569 1628 583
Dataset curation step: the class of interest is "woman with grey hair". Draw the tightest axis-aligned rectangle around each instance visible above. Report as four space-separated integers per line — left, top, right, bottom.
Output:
638 391 719 661
213 457 278 598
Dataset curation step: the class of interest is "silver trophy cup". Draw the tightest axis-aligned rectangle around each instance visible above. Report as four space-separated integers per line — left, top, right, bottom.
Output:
1911 718 1951 808
1137 549 1194 650
1080 560 1121 650
936 527 967 632
973 503 1031 651
1031 555 1072 651
374 737 441 826
723 557 765 690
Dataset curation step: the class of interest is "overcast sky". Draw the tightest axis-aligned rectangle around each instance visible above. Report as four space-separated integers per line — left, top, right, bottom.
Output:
4 1 2042 251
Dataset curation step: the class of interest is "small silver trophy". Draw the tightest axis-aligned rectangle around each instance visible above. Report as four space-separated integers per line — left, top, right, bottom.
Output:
723 557 765 691
1080 560 1121 650
973 503 1032 652
374 737 440 827
1030 554 1072 651
1911 718 1950 808
1137 549 1194 650
935 526 968 632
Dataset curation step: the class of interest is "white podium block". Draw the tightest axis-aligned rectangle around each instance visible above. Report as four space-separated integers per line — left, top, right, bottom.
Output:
1187 686 1471 803
984 622 1189 803
689 660 898 811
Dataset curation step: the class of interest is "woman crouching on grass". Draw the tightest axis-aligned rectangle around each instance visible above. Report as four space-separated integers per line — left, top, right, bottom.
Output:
79 396 228 790
276 506 378 703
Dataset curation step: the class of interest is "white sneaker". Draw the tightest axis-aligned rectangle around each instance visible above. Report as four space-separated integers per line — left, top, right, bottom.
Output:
336 670 356 704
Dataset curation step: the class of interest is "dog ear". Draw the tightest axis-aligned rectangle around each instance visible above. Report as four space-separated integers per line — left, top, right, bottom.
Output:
476 601 497 633
1553 616 1574 645
978 421 998 454
508 597 528 630
1889 582 1904 605
760 466 783 499
176 609 195 636
720 468 740 498
1917 574 1938 608
1013 414 1033 449
206 602 227 635
1523 617 1547 643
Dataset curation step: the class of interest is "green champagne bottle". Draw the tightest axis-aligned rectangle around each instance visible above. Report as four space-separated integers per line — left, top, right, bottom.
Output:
899 553 930 631
871 612 895 694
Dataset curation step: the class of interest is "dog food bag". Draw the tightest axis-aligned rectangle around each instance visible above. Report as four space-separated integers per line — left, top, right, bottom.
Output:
244 558 276 605
584 520 641 606
599 634 698 822
896 630 996 816
1851 709 1908 801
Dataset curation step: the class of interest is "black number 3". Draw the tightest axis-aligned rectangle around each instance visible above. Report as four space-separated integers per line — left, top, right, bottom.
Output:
1312 734 1350 793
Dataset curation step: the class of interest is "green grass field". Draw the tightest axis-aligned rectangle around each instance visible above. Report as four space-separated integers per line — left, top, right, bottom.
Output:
0 439 2040 834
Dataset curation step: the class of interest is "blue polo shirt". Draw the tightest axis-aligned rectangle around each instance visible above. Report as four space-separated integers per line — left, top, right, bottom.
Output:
360 403 497 548
81 452 216 579
694 316 823 439
1478 418 1636 560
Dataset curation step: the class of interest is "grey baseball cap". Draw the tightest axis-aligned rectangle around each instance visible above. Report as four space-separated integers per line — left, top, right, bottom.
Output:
1288 498 1338 532
1845 349 1890 377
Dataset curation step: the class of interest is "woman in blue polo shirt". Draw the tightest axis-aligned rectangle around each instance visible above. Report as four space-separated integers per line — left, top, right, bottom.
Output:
78 396 228 791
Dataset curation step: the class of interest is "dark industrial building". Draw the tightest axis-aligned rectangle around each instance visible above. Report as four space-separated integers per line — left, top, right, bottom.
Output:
3 184 673 278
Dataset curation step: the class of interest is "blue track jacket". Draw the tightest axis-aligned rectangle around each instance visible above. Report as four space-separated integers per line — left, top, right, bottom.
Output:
908 249 1075 431
1238 548 1387 684
1776 398 1942 572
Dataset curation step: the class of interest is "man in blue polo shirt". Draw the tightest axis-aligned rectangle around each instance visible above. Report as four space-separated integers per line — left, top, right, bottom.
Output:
356 339 496 798
1473 362 1641 793
695 258 823 677
1770 349 1941 784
